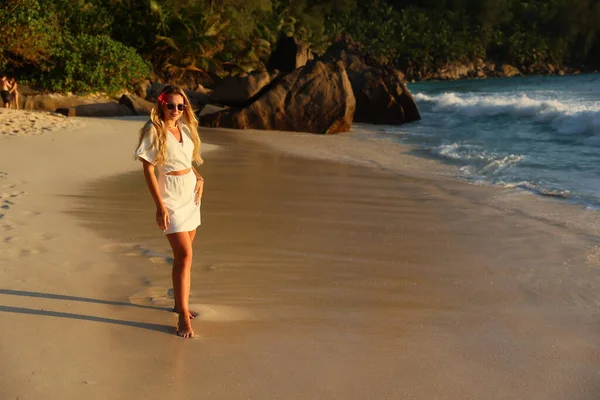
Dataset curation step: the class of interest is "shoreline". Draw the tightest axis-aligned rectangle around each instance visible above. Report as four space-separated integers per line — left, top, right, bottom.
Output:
2 115 600 398
404 66 596 83
239 125 600 247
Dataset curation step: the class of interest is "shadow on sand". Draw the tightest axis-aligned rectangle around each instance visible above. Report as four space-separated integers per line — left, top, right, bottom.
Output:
0 289 174 335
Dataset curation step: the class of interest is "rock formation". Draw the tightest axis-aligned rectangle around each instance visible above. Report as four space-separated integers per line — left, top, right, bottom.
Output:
319 37 420 125
20 92 108 113
119 94 154 115
208 70 280 107
56 102 134 117
200 61 355 134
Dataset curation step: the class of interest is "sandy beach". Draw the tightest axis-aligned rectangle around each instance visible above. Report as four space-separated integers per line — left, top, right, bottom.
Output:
2 111 600 399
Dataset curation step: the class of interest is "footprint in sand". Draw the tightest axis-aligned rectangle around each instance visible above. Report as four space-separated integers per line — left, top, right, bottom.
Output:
101 242 173 264
0 193 23 202
19 248 39 257
149 257 169 264
129 287 252 321
1 222 15 231
36 233 57 241
187 304 253 322
4 236 18 244
101 243 136 253
0 190 28 222
129 287 174 309
585 245 600 268
2 199 15 209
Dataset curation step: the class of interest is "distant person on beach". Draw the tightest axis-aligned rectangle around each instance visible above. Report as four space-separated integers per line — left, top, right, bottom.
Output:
1 76 11 108
135 85 204 338
9 78 18 110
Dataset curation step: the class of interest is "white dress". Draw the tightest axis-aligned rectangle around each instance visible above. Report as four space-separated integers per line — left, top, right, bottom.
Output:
136 122 201 234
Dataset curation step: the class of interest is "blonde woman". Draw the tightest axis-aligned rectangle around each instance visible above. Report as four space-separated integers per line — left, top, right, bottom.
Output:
136 85 204 338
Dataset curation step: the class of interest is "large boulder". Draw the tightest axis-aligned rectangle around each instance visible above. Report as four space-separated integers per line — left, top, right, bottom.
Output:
119 94 154 115
438 62 473 80
209 70 280 107
176 70 222 91
134 79 152 98
497 64 521 78
56 102 134 117
198 104 227 117
147 82 168 100
21 93 106 112
184 90 210 110
267 33 314 74
319 37 420 125
193 84 213 97
200 60 355 134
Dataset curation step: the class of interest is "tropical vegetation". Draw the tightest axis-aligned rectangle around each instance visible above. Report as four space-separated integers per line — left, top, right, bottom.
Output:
1 0 599 93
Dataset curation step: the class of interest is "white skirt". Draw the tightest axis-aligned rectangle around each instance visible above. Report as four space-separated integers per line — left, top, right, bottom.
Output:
158 170 201 235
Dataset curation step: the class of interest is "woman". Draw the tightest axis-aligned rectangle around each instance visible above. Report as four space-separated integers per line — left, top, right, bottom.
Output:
135 85 204 338
9 78 18 110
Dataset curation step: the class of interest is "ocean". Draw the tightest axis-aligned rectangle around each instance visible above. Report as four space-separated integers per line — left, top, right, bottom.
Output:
368 74 600 209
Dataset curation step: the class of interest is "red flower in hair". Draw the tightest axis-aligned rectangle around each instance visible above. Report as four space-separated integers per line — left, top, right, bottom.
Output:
157 92 169 104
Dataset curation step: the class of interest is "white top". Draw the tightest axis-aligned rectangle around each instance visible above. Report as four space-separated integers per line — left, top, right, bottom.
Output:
136 123 195 174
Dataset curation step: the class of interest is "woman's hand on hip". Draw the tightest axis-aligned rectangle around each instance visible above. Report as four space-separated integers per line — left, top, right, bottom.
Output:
156 206 170 231
194 177 204 205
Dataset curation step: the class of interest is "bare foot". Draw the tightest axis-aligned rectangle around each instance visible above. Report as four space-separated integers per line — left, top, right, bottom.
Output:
172 306 199 319
177 314 195 338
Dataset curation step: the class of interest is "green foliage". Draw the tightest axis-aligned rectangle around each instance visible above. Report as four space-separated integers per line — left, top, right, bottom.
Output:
0 0 60 71
40 35 150 94
151 2 230 80
327 3 400 63
39 0 113 37
3 0 600 93
0 0 149 93
107 0 162 54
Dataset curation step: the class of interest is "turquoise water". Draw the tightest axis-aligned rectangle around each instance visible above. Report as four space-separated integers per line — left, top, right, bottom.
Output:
383 74 600 208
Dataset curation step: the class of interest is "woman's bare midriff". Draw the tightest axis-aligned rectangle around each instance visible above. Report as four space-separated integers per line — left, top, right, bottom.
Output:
165 168 191 176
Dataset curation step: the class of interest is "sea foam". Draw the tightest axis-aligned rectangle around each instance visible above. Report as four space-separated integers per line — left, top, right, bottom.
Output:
415 92 600 138
432 143 523 174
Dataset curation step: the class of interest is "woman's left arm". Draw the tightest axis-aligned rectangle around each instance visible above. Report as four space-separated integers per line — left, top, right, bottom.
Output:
192 167 204 205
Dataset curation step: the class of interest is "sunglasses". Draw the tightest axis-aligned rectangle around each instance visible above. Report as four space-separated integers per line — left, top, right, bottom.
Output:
166 103 187 111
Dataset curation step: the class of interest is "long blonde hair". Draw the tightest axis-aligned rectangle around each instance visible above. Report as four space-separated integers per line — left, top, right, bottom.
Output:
137 85 203 166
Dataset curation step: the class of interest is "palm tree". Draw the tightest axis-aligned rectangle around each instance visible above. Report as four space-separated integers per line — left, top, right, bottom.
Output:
150 2 229 83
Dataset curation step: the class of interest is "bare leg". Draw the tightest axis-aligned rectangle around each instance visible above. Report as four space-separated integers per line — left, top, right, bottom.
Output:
167 231 195 338
173 230 199 318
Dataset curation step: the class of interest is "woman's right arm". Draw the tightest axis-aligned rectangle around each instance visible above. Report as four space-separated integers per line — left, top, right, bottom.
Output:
142 160 169 230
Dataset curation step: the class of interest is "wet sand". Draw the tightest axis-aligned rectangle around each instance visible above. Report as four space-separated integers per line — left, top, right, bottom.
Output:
2 119 600 399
